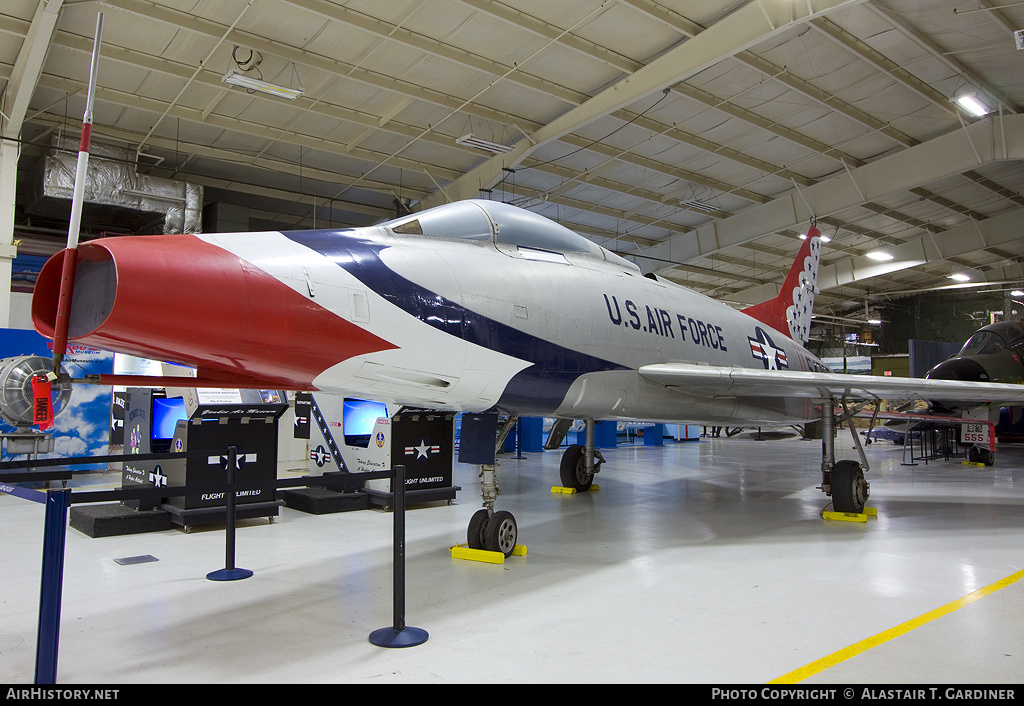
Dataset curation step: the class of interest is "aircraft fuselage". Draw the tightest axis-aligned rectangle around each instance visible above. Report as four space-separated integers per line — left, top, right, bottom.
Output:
33 200 825 425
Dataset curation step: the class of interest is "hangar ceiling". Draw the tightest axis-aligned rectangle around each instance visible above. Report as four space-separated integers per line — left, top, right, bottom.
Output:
4 0 1024 327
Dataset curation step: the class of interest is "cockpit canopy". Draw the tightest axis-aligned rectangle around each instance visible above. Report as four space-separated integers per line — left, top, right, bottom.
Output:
958 321 1024 357
386 199 595 254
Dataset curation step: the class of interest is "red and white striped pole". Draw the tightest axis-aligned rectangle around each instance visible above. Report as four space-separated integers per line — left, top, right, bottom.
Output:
51 12 103 372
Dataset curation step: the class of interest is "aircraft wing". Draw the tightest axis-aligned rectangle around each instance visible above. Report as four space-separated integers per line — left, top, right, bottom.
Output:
637 363 1024 404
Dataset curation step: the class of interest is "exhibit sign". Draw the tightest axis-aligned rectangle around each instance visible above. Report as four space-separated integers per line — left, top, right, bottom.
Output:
391 411 454 492
299 394 455 491
301 393 390 475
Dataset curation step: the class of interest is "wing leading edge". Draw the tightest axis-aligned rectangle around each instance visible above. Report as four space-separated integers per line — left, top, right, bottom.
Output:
638 363 1024 405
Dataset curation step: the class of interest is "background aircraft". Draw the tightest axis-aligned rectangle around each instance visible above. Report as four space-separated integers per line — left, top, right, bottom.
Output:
27 199 1024 555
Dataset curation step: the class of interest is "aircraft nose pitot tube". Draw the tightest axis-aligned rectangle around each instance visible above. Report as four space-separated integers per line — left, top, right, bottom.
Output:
31 235 395 389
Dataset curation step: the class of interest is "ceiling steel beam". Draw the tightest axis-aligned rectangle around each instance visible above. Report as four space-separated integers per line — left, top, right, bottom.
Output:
813 208 1024 292
278 0 591 107
420 0 868 209
2 0 63 139
866 2 1021 114
644 112 1024 267
103 0 535 133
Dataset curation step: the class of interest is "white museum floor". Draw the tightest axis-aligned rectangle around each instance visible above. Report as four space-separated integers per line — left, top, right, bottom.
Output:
2 431 1023 684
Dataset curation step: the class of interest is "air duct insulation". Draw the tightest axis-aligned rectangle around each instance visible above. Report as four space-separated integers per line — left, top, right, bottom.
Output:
29 136 202 234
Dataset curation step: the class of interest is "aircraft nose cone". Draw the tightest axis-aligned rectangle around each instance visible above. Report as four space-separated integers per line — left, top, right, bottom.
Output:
926 357 990 382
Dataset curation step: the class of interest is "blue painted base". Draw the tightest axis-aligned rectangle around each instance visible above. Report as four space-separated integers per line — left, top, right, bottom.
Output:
206 567 254 581
369 626 429 648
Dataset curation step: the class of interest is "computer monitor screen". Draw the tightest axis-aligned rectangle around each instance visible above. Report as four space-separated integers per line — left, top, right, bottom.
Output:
343 398 387 448
152 397 187 441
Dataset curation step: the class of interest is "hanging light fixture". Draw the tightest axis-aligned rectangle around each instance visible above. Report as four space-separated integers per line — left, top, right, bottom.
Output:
455 133 514 154
951 79 994 118
953 92 992 117
222 69 304 100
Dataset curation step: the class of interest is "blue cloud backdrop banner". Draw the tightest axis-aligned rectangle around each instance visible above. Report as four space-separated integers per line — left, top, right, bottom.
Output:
1 328 114 462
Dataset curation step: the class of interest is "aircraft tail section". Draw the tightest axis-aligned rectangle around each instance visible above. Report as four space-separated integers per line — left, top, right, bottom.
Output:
741 225 822 344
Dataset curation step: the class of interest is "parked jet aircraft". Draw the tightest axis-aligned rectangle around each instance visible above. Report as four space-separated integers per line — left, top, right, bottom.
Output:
29 199 1024 555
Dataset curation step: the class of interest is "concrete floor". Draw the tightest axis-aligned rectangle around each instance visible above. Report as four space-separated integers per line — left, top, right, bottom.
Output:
2 431 1023 684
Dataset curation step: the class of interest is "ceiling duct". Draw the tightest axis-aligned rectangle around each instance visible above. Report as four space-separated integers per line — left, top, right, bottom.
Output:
28 136 203 235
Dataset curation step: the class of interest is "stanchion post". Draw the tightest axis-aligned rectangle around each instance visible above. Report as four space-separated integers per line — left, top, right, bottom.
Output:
35 488 71 684
207 446 253 581
369 464 428 648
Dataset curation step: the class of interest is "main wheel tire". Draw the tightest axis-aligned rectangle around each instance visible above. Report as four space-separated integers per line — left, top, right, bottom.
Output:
559 444 594 491
483 510 518 557
467 509 489 550
831 460 868 513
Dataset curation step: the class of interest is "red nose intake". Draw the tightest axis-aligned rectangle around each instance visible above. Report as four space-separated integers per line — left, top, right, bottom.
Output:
32 235 396 389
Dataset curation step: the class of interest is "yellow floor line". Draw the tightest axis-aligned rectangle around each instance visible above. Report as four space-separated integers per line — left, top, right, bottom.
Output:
769 567 1024 684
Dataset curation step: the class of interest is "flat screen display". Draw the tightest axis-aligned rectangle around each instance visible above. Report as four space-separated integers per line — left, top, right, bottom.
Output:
343 398 387 448
152 397 187 441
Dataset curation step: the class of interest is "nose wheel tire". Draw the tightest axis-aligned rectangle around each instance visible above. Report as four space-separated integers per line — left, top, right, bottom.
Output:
467 509 518 557
467 509 489 550
483 510 518 557
831 460 869 513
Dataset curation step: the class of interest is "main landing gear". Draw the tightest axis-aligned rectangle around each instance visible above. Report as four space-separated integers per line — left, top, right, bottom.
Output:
820 398 871 513
967 444 995 466
558 418 604 492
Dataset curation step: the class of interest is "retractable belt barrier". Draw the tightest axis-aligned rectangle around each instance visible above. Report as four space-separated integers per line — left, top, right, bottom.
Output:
1 449 424 684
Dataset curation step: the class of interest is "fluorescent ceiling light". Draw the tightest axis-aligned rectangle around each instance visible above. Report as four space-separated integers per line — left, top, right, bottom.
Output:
866 250 894 261
222 70 303 100
867 319 882 325
953 93 991 117
681 199 718 212
799 233 831 242
456 134 514 154
948 272 971 282
1011 289 1024 297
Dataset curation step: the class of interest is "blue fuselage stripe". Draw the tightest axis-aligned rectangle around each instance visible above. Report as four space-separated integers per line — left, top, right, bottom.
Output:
283 230 626 413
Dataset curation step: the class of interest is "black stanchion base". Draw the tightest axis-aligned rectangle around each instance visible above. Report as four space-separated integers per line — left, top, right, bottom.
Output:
206 567 254 581
368 626 428 648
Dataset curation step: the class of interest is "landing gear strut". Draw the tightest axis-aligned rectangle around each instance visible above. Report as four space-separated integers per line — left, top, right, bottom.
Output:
466 465 519 557
820 398 870 513
465 416 519 557
559 418 604 491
